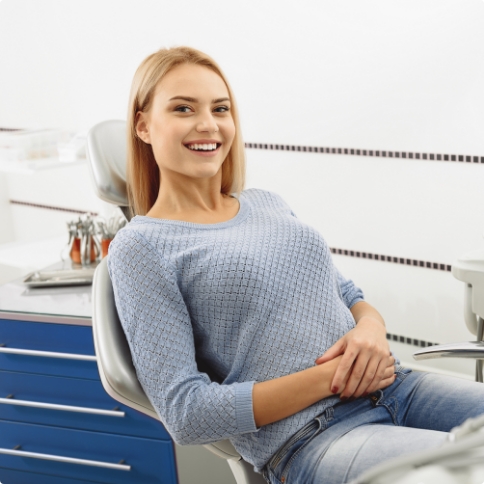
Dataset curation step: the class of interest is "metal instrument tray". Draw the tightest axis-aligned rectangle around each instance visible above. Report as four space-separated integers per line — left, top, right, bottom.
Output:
23 267 97 288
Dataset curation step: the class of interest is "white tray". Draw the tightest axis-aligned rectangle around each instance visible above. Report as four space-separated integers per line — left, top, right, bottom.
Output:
23 267 96 288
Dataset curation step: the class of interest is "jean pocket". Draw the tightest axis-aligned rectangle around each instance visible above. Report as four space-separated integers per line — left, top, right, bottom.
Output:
277 424 323 483
395 365 412 381
262 467 279 484
269 422 317 472
263 467 283 484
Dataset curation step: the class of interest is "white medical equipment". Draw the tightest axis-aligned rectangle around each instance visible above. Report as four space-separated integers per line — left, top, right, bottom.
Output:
414 249 484 382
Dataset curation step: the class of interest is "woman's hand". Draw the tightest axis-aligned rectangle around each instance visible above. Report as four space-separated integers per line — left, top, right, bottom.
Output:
315 315 395 399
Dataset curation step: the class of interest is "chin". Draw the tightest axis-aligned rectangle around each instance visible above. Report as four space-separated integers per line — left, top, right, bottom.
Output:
192 170 221 180
187 164 223 180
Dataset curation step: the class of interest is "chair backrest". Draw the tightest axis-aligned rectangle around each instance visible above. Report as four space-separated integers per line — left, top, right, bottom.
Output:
91 257 158 418
87 120 266 484
86 120 131 220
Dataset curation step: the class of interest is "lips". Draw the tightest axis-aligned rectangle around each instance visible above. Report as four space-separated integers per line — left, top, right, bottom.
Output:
184 139 222 153
186 142 220 151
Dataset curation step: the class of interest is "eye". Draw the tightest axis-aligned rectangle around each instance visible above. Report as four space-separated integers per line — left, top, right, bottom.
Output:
214 105 230 113
174 105 192 113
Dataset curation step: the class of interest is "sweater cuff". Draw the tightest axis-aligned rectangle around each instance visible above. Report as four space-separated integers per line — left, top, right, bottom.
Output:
235 381 258 434
348 295 365 309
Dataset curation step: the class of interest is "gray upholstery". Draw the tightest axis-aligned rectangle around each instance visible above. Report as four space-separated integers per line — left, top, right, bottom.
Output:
87 120 266 484
92 258 158 419
86 120 131 221
86 120 129 207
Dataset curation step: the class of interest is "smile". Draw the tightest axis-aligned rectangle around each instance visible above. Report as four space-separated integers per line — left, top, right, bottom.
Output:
185 143 220 152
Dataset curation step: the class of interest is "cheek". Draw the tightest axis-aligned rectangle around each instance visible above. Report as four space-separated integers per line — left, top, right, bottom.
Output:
150 123 181 153
224 121 236 145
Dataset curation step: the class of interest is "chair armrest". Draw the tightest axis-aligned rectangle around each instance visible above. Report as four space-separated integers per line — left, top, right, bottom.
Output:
413 341 484 361
203 441 242 461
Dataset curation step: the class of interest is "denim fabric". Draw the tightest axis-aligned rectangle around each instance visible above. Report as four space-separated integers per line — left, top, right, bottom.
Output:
263 368 484 484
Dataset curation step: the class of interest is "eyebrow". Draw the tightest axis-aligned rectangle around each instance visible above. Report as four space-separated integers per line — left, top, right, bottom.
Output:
168 96 230 104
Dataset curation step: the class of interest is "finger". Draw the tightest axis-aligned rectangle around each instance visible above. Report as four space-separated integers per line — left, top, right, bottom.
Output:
315 338 346 365
330 349 358 394
386 355 396 374
362 356 394 395
376 373 396 391
351 356 381 398
339 351 371 398
362 355 395 395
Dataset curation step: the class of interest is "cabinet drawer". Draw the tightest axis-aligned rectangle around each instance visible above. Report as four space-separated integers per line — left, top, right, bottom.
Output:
0 370 171 440
0 466 98 484
0 319 95 354
0 420 177 484
0 319 99 379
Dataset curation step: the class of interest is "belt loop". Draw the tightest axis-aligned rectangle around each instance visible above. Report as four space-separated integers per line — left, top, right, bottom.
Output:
316 405 334 430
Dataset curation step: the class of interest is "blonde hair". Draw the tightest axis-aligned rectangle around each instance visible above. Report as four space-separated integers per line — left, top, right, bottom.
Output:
127 46 246 216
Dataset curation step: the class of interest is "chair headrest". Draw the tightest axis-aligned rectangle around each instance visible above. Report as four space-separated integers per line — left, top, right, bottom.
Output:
86 120 128 208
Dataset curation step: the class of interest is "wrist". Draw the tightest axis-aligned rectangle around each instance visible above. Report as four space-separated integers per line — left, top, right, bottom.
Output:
317 357 342 397
357 315 386 330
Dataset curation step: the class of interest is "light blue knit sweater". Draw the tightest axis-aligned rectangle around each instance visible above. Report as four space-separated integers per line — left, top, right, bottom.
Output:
108 188 364 471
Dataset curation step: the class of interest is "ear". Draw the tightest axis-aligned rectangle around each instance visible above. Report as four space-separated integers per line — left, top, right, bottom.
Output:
135 112 151 145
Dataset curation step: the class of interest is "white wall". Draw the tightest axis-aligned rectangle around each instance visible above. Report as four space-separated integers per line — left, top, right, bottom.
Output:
1 0 484 377
1 1 484 151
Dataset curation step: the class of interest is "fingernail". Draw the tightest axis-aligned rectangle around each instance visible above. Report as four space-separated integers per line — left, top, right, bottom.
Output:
348 397 356 402
362 392 369 397
331 386 339 394
340 396 348 401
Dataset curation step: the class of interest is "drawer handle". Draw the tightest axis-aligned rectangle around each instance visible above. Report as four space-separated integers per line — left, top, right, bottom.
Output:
0 397 125 417
0 446 131 471
0 346 96 361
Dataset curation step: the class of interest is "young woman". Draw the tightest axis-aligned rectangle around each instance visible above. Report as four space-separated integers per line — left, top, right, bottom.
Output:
108 46 484 484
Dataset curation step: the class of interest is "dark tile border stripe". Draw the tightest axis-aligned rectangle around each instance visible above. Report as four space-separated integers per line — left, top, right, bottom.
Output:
9 200 98 216
386 332 439 348
245 142 484 164
10 202 451 273
330 247 451 272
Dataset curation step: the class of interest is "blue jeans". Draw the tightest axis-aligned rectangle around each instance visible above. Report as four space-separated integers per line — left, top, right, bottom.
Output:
262 367 484 484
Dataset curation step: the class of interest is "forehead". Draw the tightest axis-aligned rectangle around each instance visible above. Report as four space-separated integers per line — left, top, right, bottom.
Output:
154 63 229 100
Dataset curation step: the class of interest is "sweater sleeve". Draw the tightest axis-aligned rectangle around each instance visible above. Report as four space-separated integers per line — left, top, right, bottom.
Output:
107 229 258 445
334 266 365 309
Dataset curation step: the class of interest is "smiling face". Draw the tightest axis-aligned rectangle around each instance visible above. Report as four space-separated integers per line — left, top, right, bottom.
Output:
135 63 236 185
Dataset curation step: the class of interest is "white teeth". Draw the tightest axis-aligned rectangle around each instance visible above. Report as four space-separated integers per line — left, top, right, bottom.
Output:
187 143 218 151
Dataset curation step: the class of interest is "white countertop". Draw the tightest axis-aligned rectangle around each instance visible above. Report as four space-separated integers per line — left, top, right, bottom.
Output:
0 260 93 325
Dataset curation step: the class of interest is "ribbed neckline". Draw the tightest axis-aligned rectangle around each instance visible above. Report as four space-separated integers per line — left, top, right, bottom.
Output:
132 193 250 230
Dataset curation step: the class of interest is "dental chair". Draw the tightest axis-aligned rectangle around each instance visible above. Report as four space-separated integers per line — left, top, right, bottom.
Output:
413 250 484 382
87 120 266 484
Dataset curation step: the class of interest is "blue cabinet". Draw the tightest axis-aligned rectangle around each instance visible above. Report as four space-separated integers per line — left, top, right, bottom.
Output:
0 318 178 484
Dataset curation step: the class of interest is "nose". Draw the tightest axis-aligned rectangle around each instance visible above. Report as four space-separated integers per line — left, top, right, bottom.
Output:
196 110 219 133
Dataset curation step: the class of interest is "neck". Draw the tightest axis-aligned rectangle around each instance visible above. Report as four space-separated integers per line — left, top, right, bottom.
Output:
145 170 238 224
